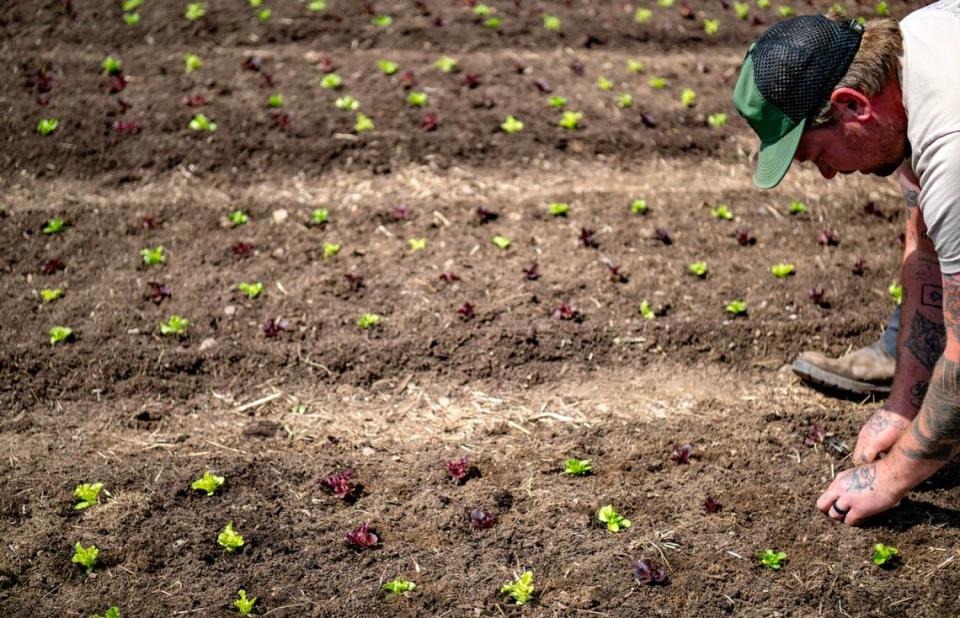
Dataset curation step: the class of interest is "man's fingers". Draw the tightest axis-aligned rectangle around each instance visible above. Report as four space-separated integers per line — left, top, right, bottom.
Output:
816 485 842 513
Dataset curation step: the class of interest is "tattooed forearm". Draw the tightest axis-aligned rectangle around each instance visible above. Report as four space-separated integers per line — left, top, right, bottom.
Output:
900 356 960 461
904 311 946 372
844 464 877 492
942 273 960 343
910 381 929 409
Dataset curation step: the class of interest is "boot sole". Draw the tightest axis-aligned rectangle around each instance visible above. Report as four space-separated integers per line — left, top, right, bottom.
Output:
791 359 892 396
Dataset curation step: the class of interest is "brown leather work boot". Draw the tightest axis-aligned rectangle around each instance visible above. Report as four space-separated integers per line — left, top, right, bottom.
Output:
791 342 895 396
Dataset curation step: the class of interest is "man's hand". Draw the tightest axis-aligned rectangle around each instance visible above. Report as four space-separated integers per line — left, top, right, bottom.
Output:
815 459 906 526
852 409 911 464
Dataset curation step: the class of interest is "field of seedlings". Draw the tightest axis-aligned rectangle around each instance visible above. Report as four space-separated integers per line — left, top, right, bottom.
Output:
2 0 960 616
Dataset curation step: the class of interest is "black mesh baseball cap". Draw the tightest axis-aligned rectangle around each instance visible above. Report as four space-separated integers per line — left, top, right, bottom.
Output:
733 15 864 189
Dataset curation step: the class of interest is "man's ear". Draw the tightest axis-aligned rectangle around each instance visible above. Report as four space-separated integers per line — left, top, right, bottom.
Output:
830 87 871 122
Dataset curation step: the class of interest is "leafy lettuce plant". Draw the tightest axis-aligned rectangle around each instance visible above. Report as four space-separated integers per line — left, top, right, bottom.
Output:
383 579 416 594
311 208 329 224
218 522 245 551
703 18 719 35
335 96 359 110
102 56 123 75
357 313 383 329
185 2 206 20
711 205 733 220
639 300 655 320
871 543 899 566
49 326 73 345
758 549 787 570
630 199 648 214
189 113 217 132
596 76 613 91
708 113 727 128
228 210 249 226
725 299 747 316
191 471 225 496
237 282 263 299
597 504 631 532
889 281 903 304
323 243 341 259
564 458 591 475
43 218 67 234
72 542 99 574
267 93 283 108
500 571 534 605
771 263 795 278
649 77 667 89
320 74 343 89
160 315 189 336
616 93 633 108
141 245 166 265
500 115 523 133
559 111 582 129
491 235 511 250
548 96 567 108
378 60 398 75
788 200 807 214
408 238 427 251
91 607 120 618
434 56 458 73
234 590 256 616
543 15 561 31
184 53 203 73
371 14 392 26
74 482 104 510
549 202 570 216
37 118 59 135
407 91 428 107
40 288 64 303
688 262 708 278
355 112 374 133
634 7 652 22
681 88 696 108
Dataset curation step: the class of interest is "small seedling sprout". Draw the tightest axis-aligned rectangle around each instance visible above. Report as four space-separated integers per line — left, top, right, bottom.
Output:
40 288 64 303
72 542 99 574
758 549 787 570
596 76 613 91
649 77 668 89
323 243 341 259
501 115 524 133
228 210 249 226
658 0 674 6
889 281 903 304
711 205 733 220
708 113 728 128
355 112 375 133
311 208 329 224
549 202 570 216
408 238 427 251
320 74 343 89
726 299 747 315
357 313 383 329
74 482 103 510
191 471 225 496
703 18 720 35
122 0 143 10
757 0 770 8
788 200 807 214
49 326 73 345
140 245 166 265
378 60 398 75
564 458 591 475
597 504 631 532
267 93 283 108
688 262 708 278
627 59 645 73
630 199 648 214
434 56 458 73
102 56 123 75
234 590 257 616
91 607 120 618
184 53 203 72
634 7 653 22
218 521 245 551
189 113 217 132
37 118 59 135
543 15 561 31
335 96 360 110
43 218 67 234
617 93 633 108
735 2 750 18
160 315 189 336
681 88 696 107
237 282 263 299
771 263 795 278
383 579 417 594
123 12 140 24
257 8 271 21
407 91 428 107
483 17 502 28
308 0 327 10
547 96 567 108
371 15 392 26
559 111 583 129
500 571 534 605
875 1 889 15
778 5 794 16
871 543 899 566
640 300 655 320
491 235 511 250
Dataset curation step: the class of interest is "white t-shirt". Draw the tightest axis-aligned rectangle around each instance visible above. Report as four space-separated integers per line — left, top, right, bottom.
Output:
900 0 960 273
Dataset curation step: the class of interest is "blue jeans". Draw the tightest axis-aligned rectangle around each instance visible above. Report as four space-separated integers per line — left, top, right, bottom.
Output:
878 305 902 358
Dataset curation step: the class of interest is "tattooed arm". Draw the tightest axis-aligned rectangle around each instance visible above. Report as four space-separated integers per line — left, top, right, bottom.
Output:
853 170 945 464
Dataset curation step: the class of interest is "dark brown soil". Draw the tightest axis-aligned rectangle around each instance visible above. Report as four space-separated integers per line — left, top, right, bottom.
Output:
2 1 959 617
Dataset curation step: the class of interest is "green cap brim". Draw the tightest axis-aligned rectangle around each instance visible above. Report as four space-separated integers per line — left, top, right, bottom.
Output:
753 117 805 189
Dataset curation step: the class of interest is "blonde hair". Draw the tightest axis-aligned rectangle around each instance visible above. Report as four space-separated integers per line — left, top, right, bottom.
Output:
811 16 903 127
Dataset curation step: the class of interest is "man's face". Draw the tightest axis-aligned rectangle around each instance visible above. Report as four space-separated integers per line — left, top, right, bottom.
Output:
793 113 908 180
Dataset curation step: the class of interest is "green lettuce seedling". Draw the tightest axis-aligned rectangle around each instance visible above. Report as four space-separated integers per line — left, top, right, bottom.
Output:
681 88 696 108
649 77 667 89
185 2 206 20
160 315 189 336
308 0 327 10
708 113 728 128
267 94 283 108
597 504 631 532
335 96 359 110
189 113 216 132
250 0 262 6
91 607 120 618
627 59 645 73
483 17 502 28
829 2 847 16
49 326 73 345
501 115 523 133
355 113 374 133
102 56 123 75
184 53 203 73
257 8 271 21
711 205 733 220
320 74 343 89
140 245 166 265
311 208 329 224
547 96 567 108
875 1 889 15
323 243 341 259
473 4 493 16
357 313 383 329
658 0 674 6
788 200 807 214
500 571 534 605
122 0 143 10
617 93 633 108
640 300 656 320
688 262 708 278
871 543 899 566
757 0 770 8
434 56 458 73
889 281 903 304
378 60 398 75
408 238 427 251
407 91 428 107
237 282 263 299
596 76 613 91
630 199 648 214
383 579 417 594
635 7 653 22
228 210 249 226
758 549 787 570
72 542 99 574
703 18 719 35
549 202 570 216
543 15 561 31
559 111 582 129
778 5 794 16
234 589 256 615
371 14 392 26
491 235 511 250
191 471 225 496
37 118 59 135
771 263 795 278
43 218 67 234
726 299 747 316
123 12 140 25
40 288 64 303
735 1 750 18
564 458 591 475
218 521 245 551
74 482 103 510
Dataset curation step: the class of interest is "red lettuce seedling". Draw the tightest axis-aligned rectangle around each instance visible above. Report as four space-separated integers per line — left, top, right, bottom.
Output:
476 207 499 224
534 78 552 93
458 302 475 320
803 424 826 447
603 258 629 283
808 287 827 307
320 469 357 499
108 74 127 94
422 113 440 132
116 98 132 112
580 228 599 248
400 70 417 89
112 120 142 134
345 523 379 549
242 56 263 72
654 228 673 245
469 509 497 529
232 241 255 258
523 264 541 280
272 112 292 131
344 273 365 289
391 207 409 221
817 229 840 246
439 271 459 283
144 282 171 305
264 318 288 338
633 559 668 585
569 59 585 75
641 112 657 128
446 456 472 483
852 258 867 276
704 496 723 513
182 94 207 107
734 228 755 246
555 302 581 321
670 444 693 464
464 73 481 88
42 257 66 274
